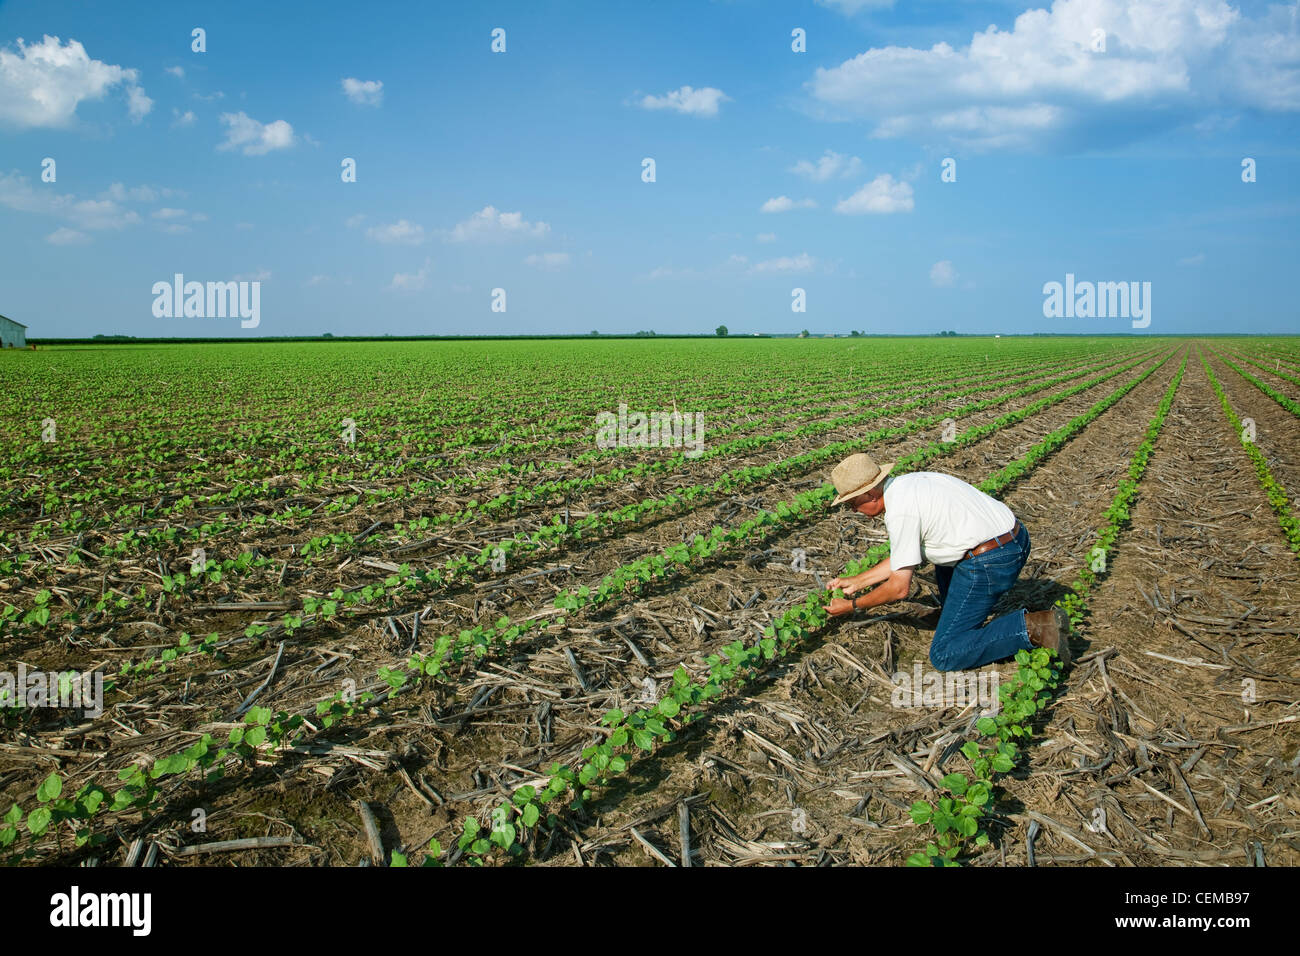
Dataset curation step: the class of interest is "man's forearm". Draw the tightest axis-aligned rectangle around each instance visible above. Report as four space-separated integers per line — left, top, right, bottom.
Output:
851 578 905 610
855 556 894 590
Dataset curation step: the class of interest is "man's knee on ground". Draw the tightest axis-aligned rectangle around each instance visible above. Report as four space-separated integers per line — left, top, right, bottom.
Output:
929 641 960 673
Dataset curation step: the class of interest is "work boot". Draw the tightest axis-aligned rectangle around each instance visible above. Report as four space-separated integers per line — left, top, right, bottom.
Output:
1025 608 1072 669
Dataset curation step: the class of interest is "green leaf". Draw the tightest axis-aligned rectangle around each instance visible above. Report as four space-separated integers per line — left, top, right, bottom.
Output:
909 801 933 825
657 697 680 718
26 807 51 836
521 804 540 828
941 773 968 796
633 729 654 751
36 773 62 803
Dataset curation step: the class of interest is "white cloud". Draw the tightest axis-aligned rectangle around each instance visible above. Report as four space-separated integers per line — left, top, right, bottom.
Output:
158 223 190 235
152 207 187 220
390 260 430 291
930 260 958 286
524 252 571 269
306 274 330 286
761 195 817 213
0 35 152 128
126 84 153 122
345 213 366 229
649 251 822 279
0 171 142 233
366 219 425 244
165 65 184 79
751 253 816 274
756 232 777 242
46 227 89 245
171 108 195 127
342 77 383 106
1178 252 1206 266
102 182 173 202
790 150 863 181
234 268 271 281
835 174 914 214
638 85 730 117
217 111 295 155
448 205 549 242
808 0 1296 151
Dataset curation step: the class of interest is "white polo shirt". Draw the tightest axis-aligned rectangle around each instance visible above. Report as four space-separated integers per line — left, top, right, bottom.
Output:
881 472 1016 568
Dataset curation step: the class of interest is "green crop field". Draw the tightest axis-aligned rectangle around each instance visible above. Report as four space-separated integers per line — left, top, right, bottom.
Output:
1 336 1298 867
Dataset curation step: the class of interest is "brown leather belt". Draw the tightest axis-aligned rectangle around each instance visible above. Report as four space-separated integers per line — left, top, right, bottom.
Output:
962 521 1022 562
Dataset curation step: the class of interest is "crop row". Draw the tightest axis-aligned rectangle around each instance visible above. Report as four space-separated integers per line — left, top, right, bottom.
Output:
1211 348 1300 420
9 344 1091 527
0 345 1175 864
439 348 1176 864
3 346 1094 559
439 351 1180 868
357 350 1167 692
12 347 1091 554
1225 347 1300 392
1199 349 1300 553
908 351 1187 864
0 350 1151 638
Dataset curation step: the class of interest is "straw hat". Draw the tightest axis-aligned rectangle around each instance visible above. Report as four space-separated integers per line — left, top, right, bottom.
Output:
830 453 895 506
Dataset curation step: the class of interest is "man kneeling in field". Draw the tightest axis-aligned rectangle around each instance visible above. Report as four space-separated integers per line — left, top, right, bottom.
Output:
824 453 1071 670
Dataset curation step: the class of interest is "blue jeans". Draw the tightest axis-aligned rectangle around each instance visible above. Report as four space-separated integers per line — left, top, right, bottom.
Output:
929 524 1033 671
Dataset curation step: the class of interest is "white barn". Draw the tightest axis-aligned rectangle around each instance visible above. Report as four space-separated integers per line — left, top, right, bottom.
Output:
0 316 26 348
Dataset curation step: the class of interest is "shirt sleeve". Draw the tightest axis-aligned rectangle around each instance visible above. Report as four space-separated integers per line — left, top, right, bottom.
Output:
885 510 924 570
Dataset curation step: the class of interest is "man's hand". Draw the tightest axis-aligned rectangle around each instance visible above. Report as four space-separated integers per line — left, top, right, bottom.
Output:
827 597 856 617
826 568 914 619
826 574 865 595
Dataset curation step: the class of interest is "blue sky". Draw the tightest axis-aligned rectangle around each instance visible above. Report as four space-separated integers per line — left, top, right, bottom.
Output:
1 0 1297 337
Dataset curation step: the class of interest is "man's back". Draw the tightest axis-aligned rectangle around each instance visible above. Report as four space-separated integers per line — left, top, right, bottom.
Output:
881 472 1016 567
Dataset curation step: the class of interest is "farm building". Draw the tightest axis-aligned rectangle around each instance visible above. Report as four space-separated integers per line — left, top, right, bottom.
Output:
0 315 27 348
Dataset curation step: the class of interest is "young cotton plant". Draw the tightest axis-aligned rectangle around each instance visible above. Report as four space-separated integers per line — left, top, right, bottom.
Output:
907 647 1059 866
1 704 310 863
